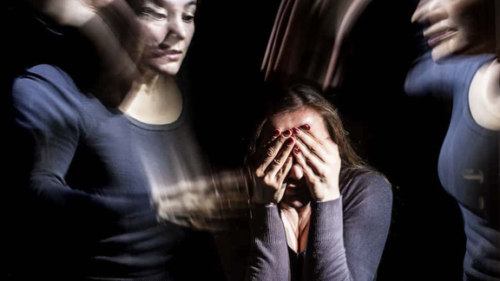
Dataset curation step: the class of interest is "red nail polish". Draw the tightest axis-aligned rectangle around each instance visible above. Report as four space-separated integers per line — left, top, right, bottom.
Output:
301 124 311 131
286 138 294 145
293 147 301 154
283 130 292 137
292 127 300 134
273 129 281 137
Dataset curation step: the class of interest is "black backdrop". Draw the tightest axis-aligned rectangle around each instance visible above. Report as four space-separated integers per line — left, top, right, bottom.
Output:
3 1 466 280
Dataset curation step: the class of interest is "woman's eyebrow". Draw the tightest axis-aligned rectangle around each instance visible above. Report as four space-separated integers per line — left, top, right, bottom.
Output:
185 1 197 9
142 0 164 8
146 0 197 9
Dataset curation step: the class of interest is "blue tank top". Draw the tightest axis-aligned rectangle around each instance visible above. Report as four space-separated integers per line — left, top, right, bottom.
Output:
405 53 499 281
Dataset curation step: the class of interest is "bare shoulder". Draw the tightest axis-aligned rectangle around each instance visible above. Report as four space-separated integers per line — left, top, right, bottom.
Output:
469 59 500 130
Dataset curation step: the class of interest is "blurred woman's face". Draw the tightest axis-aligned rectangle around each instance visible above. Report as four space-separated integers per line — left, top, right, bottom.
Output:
137 0 196 75
412 0 495 61
267 107 331 209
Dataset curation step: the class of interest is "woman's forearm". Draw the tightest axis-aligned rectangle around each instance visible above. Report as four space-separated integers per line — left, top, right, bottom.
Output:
304 174 392 281
246 204 290 281
303 199 352 281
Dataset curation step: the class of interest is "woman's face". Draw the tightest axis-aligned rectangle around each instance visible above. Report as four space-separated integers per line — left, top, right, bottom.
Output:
137 0 196 75
412 0 495 61
267 107 331 209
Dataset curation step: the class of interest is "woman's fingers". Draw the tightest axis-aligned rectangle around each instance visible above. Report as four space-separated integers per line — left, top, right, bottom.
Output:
292 147 319 186
272 156 294 202
293 146 341 202
261 128 285 148
266 137 295 177
255 129 292 177
276 154 294 184
250 129 295 204
293 138 326 176
293 127 328 162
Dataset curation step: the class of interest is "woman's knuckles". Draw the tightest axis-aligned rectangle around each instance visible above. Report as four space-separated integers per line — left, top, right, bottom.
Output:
266 147 276 158
254 169 265 178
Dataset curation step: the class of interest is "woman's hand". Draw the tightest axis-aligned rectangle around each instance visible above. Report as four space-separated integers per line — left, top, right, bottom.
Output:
250 130 296 204
292 126 341 202
26 0 148 106
26 0 115 27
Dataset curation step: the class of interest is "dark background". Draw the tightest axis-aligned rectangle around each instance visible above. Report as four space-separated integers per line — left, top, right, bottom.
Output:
3 0 466 280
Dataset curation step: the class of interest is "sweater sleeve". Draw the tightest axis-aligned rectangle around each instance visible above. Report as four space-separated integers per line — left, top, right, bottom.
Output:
10 64 108 227
246 204 290 281
303 173 393 281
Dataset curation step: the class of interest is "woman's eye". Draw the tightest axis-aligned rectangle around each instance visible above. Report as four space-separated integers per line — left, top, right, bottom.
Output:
140 8 167 20
183 14 195 23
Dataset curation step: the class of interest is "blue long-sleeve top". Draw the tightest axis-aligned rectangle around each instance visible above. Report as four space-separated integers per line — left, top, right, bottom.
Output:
9 64 222 281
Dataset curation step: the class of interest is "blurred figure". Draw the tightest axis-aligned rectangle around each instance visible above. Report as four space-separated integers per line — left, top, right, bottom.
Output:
154 169 251 231
261 0 372 90
8 0 232 280
411 0 497 61
245 85 392 281
407 0 499 280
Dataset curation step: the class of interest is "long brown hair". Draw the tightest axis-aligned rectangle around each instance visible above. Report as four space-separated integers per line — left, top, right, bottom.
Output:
248 84 371 176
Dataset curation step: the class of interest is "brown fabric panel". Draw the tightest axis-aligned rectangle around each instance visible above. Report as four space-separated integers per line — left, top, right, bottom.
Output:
262 0 373 90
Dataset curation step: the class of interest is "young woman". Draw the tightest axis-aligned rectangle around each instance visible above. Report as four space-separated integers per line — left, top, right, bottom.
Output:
9 0 225 280
246 85 393 281
407 0 499 279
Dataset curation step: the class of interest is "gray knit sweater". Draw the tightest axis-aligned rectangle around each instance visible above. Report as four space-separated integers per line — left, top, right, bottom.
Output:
246 170 392 281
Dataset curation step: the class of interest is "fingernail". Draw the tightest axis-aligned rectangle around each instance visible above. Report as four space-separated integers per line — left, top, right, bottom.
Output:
286 138 294 145
292 127 300 135
283 130 292 137
301 124 310 131
293 147 301 154
273 129 281 137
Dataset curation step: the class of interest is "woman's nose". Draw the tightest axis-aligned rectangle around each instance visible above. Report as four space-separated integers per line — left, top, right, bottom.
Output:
412 0 447 25
167 17 187 40
288 163 304 180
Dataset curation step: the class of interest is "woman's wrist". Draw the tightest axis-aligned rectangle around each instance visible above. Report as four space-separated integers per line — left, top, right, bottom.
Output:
316 195 340 202
316 194 340 202
315 185 340 202
251 201 277 208
251 198 278 206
